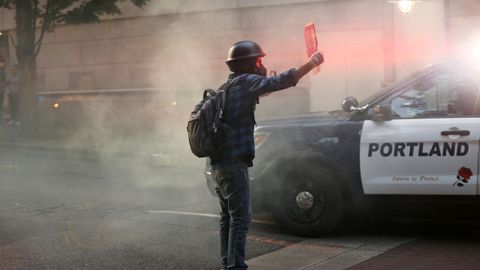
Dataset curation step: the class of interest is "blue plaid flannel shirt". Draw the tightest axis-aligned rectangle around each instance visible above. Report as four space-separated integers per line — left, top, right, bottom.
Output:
211 68 298 167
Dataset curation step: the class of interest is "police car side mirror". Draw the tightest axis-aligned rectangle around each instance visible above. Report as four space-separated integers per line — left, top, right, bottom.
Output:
342 97 359 112
371 105 393 122
342 96 368 113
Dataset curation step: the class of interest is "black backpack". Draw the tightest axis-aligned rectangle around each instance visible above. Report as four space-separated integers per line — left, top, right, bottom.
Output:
187 78 250 160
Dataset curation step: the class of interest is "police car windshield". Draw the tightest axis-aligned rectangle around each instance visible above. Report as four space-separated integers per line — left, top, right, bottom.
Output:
358 62 480 109
358 69 428 107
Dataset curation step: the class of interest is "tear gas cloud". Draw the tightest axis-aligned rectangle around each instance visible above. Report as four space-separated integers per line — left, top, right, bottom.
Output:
26 0 456 201
5 6 242 252
35 0 314 193
1 0 465 257
5 6 457 239
32 0 406 198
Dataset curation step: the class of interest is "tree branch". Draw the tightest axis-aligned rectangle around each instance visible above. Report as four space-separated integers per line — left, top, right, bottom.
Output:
0 0 14 9
32 0 39 29
35 0 52 57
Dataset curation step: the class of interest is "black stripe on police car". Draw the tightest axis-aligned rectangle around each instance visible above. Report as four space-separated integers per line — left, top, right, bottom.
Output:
368 142 468 157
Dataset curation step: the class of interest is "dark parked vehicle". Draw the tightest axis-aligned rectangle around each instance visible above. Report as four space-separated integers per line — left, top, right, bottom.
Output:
206 62 480 236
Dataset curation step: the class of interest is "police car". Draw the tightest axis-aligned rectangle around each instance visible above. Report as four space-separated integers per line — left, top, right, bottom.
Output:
205 62 480 236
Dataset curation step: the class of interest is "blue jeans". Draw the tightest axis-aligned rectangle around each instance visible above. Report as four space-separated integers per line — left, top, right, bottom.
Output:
212 163 251 270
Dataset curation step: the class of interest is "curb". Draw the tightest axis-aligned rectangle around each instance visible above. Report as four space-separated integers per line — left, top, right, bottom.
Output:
247 237 413 270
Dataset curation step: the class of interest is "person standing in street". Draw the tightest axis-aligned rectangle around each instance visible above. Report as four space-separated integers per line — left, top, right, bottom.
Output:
211 40 324 270
0 56 7 125
7 64 20 126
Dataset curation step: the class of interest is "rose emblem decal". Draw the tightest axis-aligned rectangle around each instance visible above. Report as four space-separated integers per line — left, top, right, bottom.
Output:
453 167 473 187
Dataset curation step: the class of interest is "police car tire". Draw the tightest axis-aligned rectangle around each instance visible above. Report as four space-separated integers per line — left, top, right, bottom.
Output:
266 157 344 236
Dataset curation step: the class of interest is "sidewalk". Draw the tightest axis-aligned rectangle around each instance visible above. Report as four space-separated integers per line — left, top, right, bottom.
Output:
0 124 199 168
0 124 150 152
0 125 68 152
246 236 413 270
347 237 480 270
246 218 480 270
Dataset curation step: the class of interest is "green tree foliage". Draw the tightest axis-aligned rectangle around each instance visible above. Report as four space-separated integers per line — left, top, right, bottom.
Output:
0 0 149 126
1 0 148 58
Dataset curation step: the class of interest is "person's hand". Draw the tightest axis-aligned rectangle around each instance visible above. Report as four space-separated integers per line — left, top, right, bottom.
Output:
310 52 324 66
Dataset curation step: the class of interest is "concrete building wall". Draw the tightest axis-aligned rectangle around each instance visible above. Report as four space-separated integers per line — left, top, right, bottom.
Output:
30 0 390 113
0 0 472 114
393 0 448 78
446 0 480 62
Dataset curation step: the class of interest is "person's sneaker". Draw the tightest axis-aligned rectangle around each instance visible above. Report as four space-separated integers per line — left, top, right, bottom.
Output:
14 121 20 126
6 120 13 126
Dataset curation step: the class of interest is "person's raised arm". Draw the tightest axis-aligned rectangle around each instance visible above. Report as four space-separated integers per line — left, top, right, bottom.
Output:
249 52 325 98
294 52 324 81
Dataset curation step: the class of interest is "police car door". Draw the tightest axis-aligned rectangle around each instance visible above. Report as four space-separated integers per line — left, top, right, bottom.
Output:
360 69 480 195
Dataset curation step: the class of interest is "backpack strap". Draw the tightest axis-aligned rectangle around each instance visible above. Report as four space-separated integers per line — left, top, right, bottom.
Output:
217 78 237 121
203 88 216 99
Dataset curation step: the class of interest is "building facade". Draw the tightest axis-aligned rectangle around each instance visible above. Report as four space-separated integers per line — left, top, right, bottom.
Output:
0 0 478 120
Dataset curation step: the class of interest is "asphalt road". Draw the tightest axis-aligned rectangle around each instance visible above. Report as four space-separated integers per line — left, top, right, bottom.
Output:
1 145 480 270
0 145 309 269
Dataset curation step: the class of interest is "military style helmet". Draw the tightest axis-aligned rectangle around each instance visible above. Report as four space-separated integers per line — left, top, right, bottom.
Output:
226 40 266 73
226 40 266 63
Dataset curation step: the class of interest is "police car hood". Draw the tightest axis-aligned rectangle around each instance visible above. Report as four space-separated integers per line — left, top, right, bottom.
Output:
257 111 339 128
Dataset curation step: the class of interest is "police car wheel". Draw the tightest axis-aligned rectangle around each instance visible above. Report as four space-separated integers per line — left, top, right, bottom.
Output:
267 160 344 236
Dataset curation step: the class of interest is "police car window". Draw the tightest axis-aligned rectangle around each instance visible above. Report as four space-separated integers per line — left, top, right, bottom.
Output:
359 69 425 107
390 72 479 118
